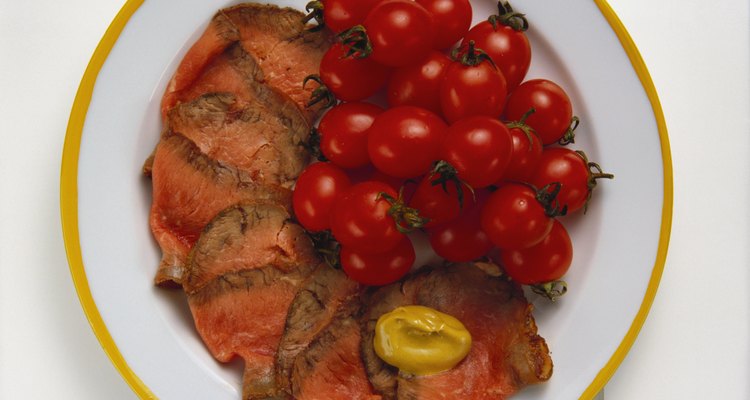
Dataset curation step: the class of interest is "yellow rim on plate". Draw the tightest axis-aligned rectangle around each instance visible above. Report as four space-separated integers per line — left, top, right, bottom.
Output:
60 1 672 399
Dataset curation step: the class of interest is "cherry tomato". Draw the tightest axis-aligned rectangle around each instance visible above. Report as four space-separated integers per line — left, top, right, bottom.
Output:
319 42 391 102
341 236 415 285
480 182 559 250
362 0 435 67
428 191 493 262
416 0 472 49
441 116 513 188
461 4 531 90
368 106 448 178
330 181 403 254
293 163 352 232
321 0 385 33
409 172 475 227
318 102 383 169
386 51 451 114
505 79 573 145
440 43 508 123
529 148 613 213
499 220 573 284
499 121 543 182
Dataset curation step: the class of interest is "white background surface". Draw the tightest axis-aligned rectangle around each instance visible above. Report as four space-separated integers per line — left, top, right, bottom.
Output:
0 0 747 399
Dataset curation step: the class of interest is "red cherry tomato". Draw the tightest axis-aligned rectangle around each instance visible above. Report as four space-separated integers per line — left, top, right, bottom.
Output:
368 106 448 178
461 6 531 90
499 122 543 182
415 0 472 49
480 182 559 250
505 79 573 145
321 0 385 33
386 51 451 114
340 236 415 285
499 220 573 284
362 0 436 67
293 163 352 232
330 181 403 254
409 173 475 227
318 102 383 169
529 148 613 213
428 191 493 262
440 43 508 123
441 116 513 188
319 42 391 102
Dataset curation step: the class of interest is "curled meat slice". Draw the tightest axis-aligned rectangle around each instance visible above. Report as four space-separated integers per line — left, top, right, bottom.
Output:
290 298 382 400
162 3 332 122
274 264 360 396
148 134 290 286
167 88 309 188
184 201 319 399
361 263 553 400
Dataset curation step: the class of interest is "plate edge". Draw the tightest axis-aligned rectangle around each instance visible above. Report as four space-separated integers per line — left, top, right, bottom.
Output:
580 1 673 399
60 0 155 399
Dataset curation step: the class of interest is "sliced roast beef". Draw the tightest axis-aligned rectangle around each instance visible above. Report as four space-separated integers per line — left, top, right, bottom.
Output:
274 264 361 396
361 263 553 400
162 3 332 122
149 134 291 286
161 11 239 116
167 42 264 117
183 202 317 294
166 82 310 188
184 201 319 399
222 4 332 121
290 298 382 400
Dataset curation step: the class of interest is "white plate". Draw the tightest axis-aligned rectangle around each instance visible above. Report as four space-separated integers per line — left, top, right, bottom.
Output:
61 0 671 399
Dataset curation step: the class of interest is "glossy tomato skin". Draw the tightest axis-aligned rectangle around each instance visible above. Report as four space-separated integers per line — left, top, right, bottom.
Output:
505 79 573 145
462 21 531 90
368 106 448 178
499 219 572 284
409 174 475 227
529 148 590 213
441 116 513 188
499 125 543 182
481 183 554 250
324 0 385 33
293 163 352 232
428 190 493 262
364 0 436 67
320 42 391 102
387 51 451 114
440 59 507 124
341 236 415 285
318 102 384 169
415 0 472 49
330 181 403 254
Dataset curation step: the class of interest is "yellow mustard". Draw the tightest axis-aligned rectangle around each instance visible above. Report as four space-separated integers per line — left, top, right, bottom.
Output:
373 305 472 376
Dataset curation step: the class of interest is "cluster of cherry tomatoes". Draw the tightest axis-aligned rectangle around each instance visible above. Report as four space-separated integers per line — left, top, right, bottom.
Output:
293 0 612 293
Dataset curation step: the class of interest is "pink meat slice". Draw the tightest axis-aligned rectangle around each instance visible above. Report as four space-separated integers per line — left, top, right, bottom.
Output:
361 263 553 400
291 300 382 400
148 134 290 286
162 3 332 122
184 201 319 399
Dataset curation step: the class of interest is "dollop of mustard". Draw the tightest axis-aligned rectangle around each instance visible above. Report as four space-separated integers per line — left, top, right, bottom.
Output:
373 305 472 376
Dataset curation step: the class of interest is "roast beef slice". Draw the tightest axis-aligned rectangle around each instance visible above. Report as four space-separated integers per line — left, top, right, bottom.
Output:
274 265 361 396
184 201 318 294
290 298 382 400
148 134 291 286
163 3 332 122
184 201 320 399
361 263 553 400
166 84 309 188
